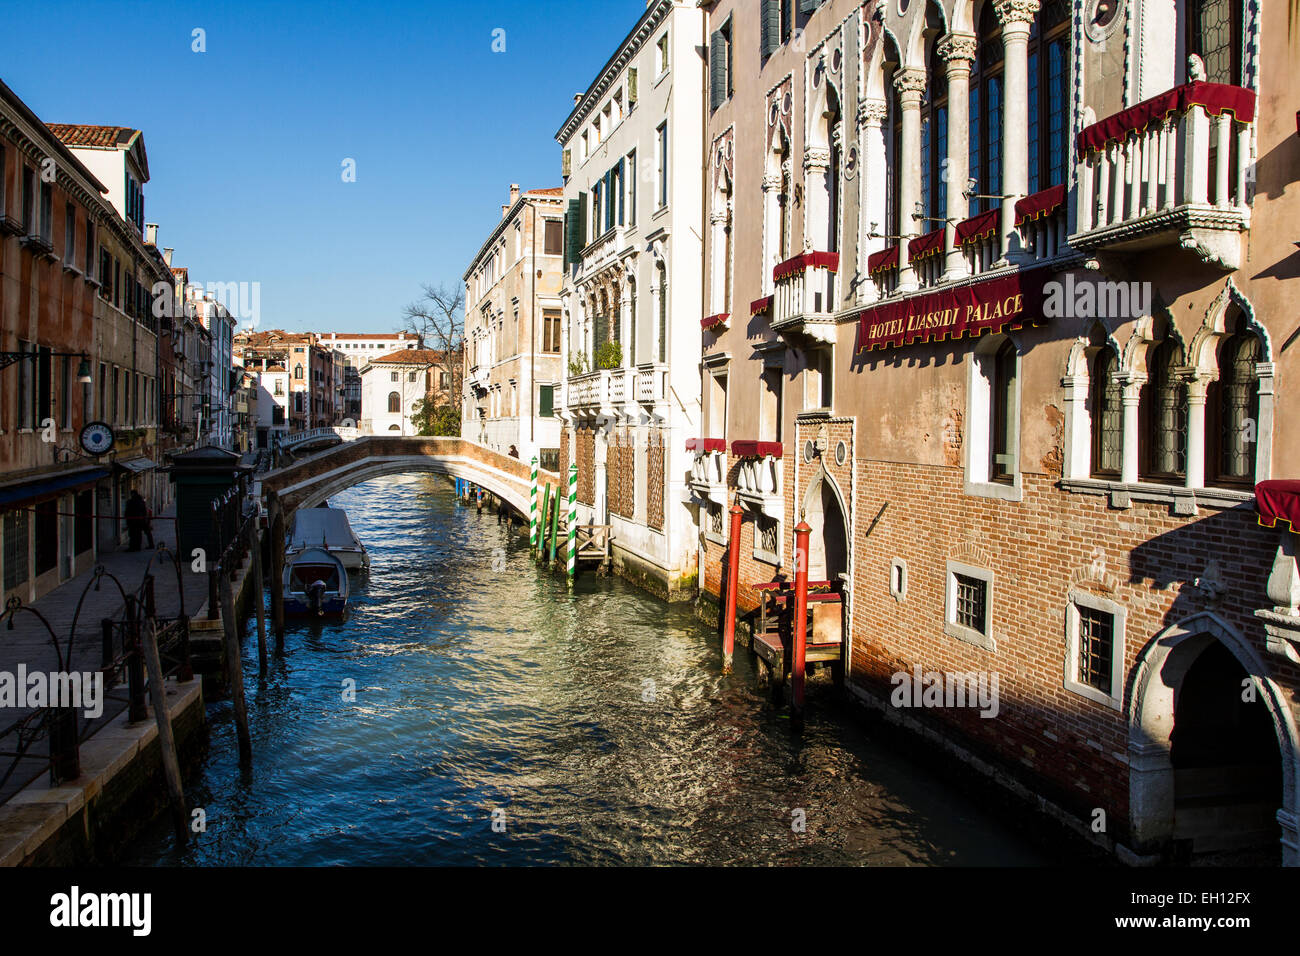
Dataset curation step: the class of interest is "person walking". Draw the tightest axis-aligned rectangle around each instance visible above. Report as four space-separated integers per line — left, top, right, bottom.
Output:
124 490 154 551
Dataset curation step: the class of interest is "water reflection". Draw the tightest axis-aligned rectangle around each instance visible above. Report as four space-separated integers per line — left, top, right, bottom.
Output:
128 473 1055 866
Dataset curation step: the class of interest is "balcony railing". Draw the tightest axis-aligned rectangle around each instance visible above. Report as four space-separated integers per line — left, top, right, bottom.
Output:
732 440 783 520
770 251 838 342
634 363 668 406
609 367 629 406
686 438 727 506
566 369 609 411
1072 80 1255 268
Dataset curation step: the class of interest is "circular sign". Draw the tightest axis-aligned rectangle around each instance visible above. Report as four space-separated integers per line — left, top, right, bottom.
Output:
80 421 115 456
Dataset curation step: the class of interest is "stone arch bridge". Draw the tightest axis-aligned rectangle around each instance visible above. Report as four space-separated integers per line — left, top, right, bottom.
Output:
258 436 561 519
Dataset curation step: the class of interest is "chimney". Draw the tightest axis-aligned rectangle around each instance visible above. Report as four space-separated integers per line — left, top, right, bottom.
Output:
509 183 520 205
163 247 174 267
502 204 509 219
574 93 582 105
145 223 158 245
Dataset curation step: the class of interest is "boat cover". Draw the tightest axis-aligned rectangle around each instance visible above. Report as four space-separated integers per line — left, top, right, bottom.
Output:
289 508 363 552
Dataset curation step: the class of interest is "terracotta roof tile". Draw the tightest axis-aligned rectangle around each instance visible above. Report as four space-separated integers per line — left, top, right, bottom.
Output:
47 124 139 149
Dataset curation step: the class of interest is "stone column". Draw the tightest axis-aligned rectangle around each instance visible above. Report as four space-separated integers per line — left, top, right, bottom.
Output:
1120 373 1146 485
938 33 977 282
857 99 888 303
995 0 1039 263
803 146 832 254
895 68 926 292
1061 373 1090 480
619 281 633 374
710 210 729 314
762 172 784 295
1183 370 1213 489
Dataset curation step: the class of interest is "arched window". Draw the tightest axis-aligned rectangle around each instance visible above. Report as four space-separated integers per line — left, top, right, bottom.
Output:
1027 0 1070 194
1208 319 1261 486
387 391 401 414
1140 339 1187 482
990 338 1018 483
1186 0 1244 85
1090 345 1122 478
921 41 948 225
293 364 303 380
883 36 903 240
969 1 1004 214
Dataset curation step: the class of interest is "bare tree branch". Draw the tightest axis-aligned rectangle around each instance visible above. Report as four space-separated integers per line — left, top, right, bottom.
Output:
401 282 464 410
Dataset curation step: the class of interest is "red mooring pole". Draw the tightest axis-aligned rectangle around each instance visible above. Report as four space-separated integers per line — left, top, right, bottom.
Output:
722 499 744 673
792 519 811 733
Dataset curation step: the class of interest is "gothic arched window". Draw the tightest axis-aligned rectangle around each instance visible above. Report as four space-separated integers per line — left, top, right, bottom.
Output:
1208 320 1262 486
1090 345 1122 478
1027 0 1070 194
1187 0 1244 85
1140 339 1187 482
922 42 948 226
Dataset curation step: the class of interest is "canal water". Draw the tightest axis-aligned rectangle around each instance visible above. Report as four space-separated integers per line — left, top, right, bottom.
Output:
129 473 1055 866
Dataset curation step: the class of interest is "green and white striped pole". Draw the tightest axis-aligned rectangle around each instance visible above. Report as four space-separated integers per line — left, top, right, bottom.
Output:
529 457 539 550
566 464 577 587
548 484 560 567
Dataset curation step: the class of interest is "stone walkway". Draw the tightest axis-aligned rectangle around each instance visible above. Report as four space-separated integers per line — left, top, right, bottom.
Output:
0 510 210 804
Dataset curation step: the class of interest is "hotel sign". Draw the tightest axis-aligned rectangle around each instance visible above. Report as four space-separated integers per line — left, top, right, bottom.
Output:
854 267 1053 353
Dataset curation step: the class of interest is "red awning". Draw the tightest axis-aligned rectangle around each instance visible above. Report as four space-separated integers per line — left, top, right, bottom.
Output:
868 244 899 275
685 438 726 454
1256 480 1300 530
701 313 729 330
731 440 784 458
1014 184 1066 226
1076 82 1256 156
855 265 1053 353
908 229 945 262
956 208 1000 245
750 295 773 317
773 251 839 282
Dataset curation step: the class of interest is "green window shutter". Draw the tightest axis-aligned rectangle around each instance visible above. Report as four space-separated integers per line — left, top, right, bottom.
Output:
709 29 726 112
782 0 793 40
562 148 571 179
617 157 626 226
578 191 588 250
761 0 779 59
565 198 581 264
799 0 822 13
540 385 554 418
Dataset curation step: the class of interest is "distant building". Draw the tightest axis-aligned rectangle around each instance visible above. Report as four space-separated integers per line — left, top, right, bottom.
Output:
360 348 451 436
315 331 423 369
462 184 565 469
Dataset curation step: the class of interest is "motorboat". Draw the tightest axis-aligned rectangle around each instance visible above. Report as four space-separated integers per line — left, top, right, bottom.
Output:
283 547 349 616
287 506 369 572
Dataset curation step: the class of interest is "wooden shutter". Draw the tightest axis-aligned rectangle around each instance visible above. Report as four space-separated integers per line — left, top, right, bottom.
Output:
565 199 580 265
799 0 822 12
562 148 571 178
709 29 726 112
761 0 779 58
617 158 626 226
539 385 554 418
628 67 638 105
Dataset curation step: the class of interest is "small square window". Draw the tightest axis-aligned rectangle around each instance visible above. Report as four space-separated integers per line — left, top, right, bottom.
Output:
944 560 995 651
1064 590 1126 710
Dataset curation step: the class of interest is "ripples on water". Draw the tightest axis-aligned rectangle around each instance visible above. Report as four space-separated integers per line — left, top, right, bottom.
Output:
128 473 1051 866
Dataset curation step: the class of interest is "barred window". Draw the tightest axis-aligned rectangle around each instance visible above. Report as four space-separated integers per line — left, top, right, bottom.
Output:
755 514 779 557
1208 319 1261 487
954 573 987 634
3 508 30 592
708 502 724 538
1077 606 1114 696
1141 338 1187 481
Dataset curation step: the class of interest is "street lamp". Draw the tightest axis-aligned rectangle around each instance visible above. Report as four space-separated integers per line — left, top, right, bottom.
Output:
1 350 94 384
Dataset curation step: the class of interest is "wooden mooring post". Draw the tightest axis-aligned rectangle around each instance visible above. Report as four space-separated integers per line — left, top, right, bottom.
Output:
140 577 189 846
219 568 253 765
268 490 286 646
251 541 269 674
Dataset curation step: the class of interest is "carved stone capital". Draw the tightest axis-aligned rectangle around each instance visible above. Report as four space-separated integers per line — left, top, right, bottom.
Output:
893 68 926 99
804 146 832 171
936 32 977 66
857 98 888 127
762 173 784 191
994 0 1040 26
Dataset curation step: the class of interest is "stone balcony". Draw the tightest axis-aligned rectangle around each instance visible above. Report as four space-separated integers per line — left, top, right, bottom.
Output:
731 440 784 520
634 363 669 408
565 368 610 413
686 438 727 507
770 251 838 344
1070 80 1255 270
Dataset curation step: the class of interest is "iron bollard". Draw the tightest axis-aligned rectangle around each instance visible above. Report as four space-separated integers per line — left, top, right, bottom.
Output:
126 613 148 725
49 706 80 785
101 618 115 675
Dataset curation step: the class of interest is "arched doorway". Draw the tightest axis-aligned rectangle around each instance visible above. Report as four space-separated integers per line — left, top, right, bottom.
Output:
1171 641 1281 862
1129 613 1297 864
803 473 848 582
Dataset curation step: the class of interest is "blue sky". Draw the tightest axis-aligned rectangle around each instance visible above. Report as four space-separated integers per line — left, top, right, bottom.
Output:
0 0 647 333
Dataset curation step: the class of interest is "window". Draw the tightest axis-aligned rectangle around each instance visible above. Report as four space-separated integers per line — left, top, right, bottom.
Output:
1064 591 1125 709
60 356 71 429
1207 320 1262 487
387 392 401 414
760 365 783 443
656 123 669 209
15 341 32 430
707 372 728 440
64 202 76 263
1090 345 1122 478
84 219 94 275
889 558 908 601
626 150 637 227
989 339 1017 484
656 32 669 76
543 309 562 353
544 219 563 256
540 384 554 418
657 265 668 363
921 44 948 226
3 508 29 592
1140 339 1187 482
21 166 34 234
709 19 733 112
1027 0 1070 194
761 0 794 58
389 370 398 382
945 561 994 650
295 364 304 380
39 181 52 242
408 371 418 382
805 349 833 410
1187 0 1243 85
705 501 727 544
754 514 780 562
969 3 1004 213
